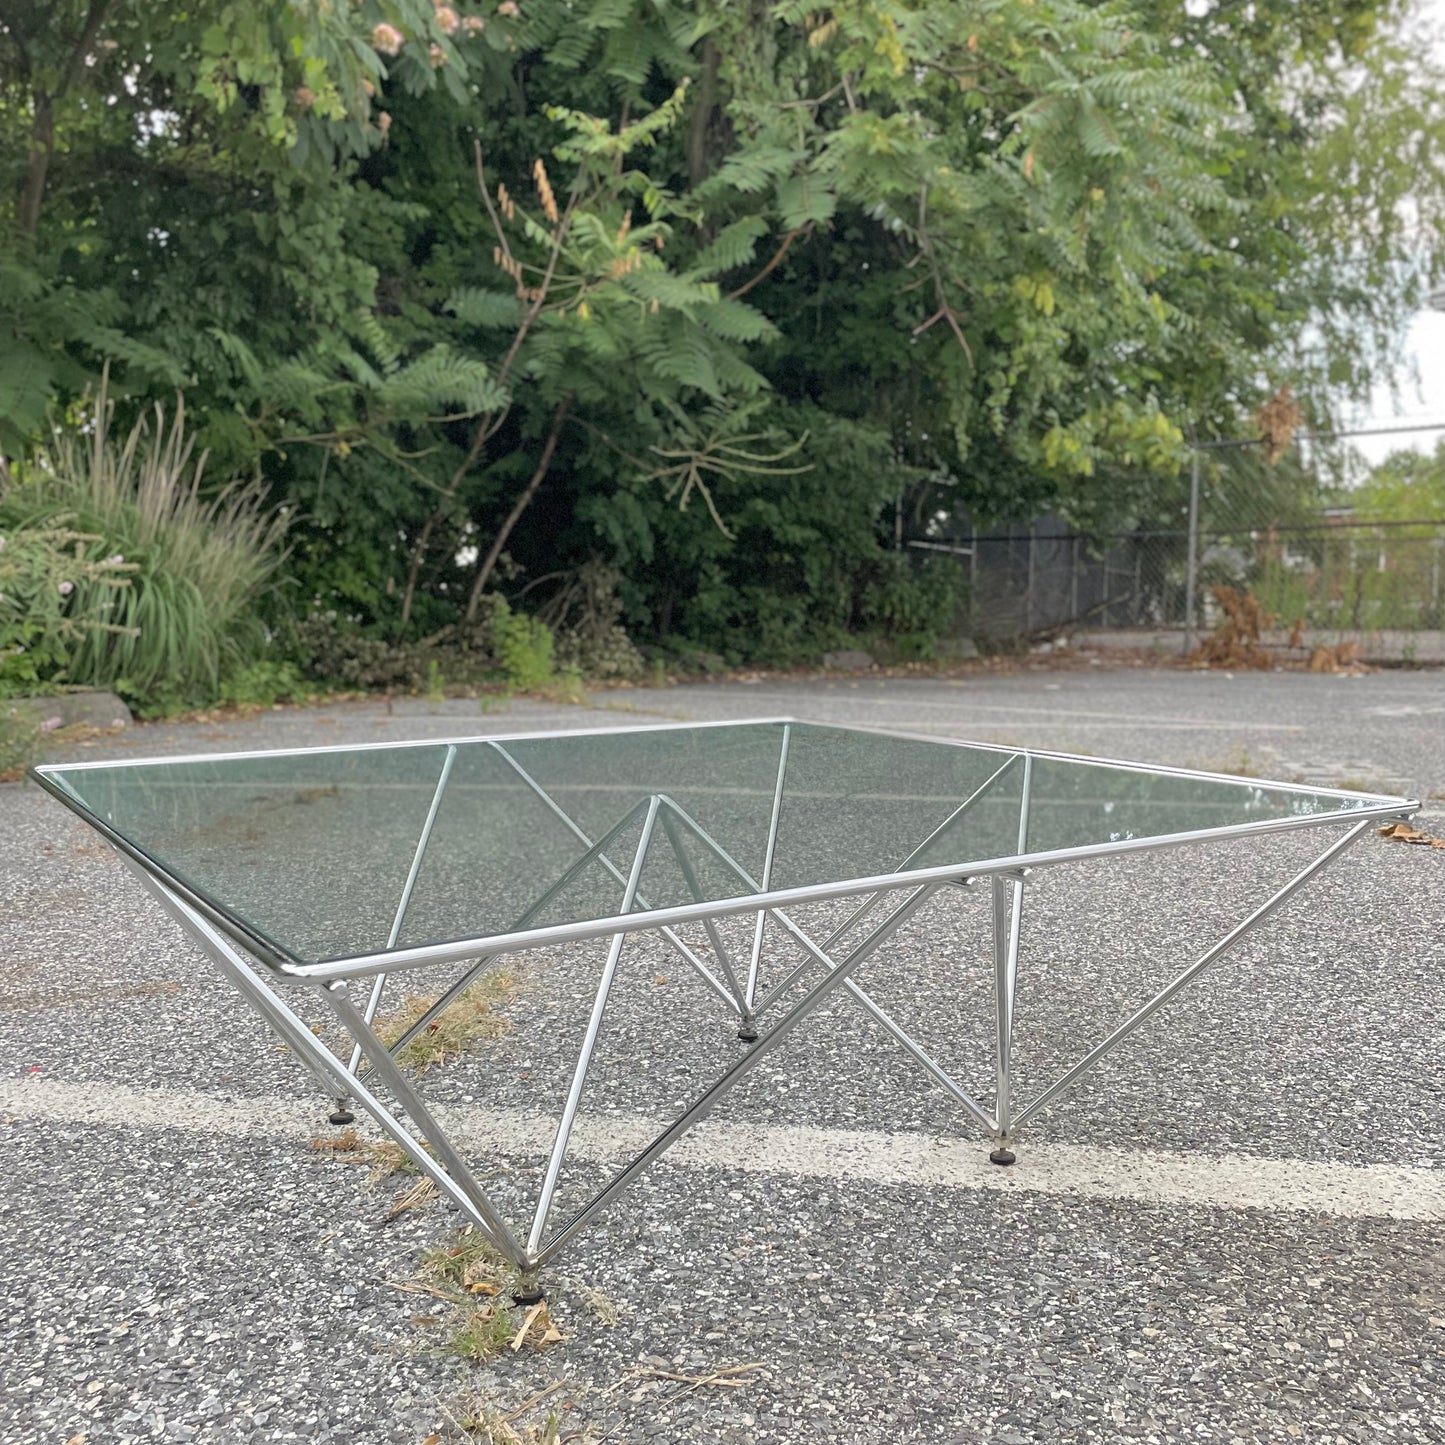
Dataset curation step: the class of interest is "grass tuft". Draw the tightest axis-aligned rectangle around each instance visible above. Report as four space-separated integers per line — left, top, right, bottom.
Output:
376 969 519 1071
423 1228 510 1296
451 1305 518 1364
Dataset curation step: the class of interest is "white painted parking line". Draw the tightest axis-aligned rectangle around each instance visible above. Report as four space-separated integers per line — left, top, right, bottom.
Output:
3 1076 1441 1223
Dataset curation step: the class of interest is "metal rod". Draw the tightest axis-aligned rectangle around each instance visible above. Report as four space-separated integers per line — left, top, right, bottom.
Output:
1010 818 1374 1131
655 798 994 1131
125 861 352 1104
534 883 939 1268
1184 446 1201 653
658 807 748 1008
371 795 656 1068
753 754 1022 1014
765 895 994 1133
746 723 792 1010
992 874 1024 1137
1016 753 1033 856
322 980 531 1269
346 744 458 1083
489 742 738 1012
128 868 517 1252
276 795 1413 985
33 715 799 774
527 796 663 1253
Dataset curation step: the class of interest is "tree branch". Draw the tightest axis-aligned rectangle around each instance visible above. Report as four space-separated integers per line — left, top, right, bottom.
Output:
397 147 579 629
727 223 811 300
464 394 573 622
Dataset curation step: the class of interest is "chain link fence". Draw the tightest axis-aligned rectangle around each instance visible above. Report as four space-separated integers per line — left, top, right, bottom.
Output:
915 431 1445 655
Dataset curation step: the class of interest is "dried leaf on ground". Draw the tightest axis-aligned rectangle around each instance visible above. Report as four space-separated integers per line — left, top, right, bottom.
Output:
1378 822 1445 848
511 1301 564 1351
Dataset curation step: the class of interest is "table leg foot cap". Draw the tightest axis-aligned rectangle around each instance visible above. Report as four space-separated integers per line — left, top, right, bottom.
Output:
512 1286 546 1307
989 1147 1016 1166
736 1026 758 1043
328 1108 356 1126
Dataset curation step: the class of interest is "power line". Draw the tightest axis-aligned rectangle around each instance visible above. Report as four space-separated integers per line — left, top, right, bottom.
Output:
1193 420 1445 450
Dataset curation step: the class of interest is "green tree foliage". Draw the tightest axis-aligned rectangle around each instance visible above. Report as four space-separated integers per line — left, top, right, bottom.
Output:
1353 438 1445 525
3 0 1444 670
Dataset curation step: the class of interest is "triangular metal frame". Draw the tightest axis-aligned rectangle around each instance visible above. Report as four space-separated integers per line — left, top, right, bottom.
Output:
121 742 1382 1291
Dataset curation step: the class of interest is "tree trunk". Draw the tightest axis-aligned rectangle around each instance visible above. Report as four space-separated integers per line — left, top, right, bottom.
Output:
15 1 112 238
18 91 54 238
687 40 721 187
463 395 572 623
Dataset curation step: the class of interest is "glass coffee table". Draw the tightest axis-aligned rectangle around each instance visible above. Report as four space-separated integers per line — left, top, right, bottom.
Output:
32 719 1417 1293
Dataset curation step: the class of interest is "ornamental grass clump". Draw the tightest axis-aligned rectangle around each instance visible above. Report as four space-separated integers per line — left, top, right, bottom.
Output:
0 373 289 705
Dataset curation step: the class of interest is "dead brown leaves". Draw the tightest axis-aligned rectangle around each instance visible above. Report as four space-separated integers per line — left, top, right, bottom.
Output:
1191 587 1368 674
309 1128 361 1152
1379 821 1445 849
512 1301 564 1351
1308 641 1362 673
1257 383 1303 464
1189 586 1275 669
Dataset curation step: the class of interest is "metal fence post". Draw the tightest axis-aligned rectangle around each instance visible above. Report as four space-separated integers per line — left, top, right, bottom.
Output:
1025 520 1035 634
1183 446 1201 653
969 521 978 635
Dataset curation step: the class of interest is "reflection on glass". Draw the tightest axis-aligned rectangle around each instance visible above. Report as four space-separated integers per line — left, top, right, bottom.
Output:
37 722 1393 964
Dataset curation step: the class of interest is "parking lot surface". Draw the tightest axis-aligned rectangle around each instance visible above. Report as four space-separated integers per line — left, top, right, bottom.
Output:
3 665 1443 1443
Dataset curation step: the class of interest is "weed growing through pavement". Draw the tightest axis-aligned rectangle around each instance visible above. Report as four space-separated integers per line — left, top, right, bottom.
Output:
1214 746 1261 778
362 1139 425 1179
441 1380 585 1443
451 1305 518 1364
413 1228 566 1368
375 968 519 1071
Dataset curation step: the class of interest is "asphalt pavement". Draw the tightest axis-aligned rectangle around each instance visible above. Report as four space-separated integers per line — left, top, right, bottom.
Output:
3 663 1443 1444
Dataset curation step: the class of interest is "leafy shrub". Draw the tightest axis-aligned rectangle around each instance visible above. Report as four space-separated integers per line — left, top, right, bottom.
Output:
0 520 133 696
218 659 314 708
492 600 556 691
0 704 42 779
859 553 969 641
535 563 645 680
291 611 433 691
0 376 288 707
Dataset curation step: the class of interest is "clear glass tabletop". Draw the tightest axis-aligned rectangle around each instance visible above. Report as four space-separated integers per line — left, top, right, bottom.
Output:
33 720 1410 968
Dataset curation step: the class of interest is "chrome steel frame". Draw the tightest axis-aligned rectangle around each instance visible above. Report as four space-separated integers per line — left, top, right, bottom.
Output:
34 718 1416 1281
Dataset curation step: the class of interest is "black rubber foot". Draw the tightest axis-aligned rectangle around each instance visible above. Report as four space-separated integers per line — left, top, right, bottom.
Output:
512 1286 546 1307
737 1026 759 1043
329 1108 356 1126
989 1147 1016 1166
